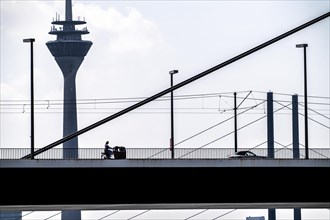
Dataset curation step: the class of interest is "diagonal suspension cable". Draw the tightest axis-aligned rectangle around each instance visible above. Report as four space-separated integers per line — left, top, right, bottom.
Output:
127 210 150 220
147 101 264 158
44 211 61 220
184 209 209 220
212 209 237 220
98 210 121 220
299 143 330 159
16 211 34 220
145 101 265 158
275 101 330 129
248 140 268 150
298 103 330 120
175 101 266 146
178 102 291 158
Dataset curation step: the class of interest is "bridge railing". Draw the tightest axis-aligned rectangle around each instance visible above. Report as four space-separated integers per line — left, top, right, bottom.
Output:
0 148 329 159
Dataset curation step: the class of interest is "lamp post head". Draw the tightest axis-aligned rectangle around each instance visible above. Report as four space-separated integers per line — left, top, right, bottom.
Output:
296 43 308 48
169 70 179 75
23 38 35 43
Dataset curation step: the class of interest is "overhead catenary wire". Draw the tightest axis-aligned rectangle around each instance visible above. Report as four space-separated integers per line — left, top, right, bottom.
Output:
0 91 249 103
2 89 330 104
0 93 248 110
252 90 330 100
1 100 329 115
2 90 329 105
2 108 329 115
1 91 329 112
2 101 329 115
5 88 326 116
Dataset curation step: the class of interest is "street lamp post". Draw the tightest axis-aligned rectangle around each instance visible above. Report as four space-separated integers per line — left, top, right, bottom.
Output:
296 43 309 159
169 70 178 159
23 38 35 159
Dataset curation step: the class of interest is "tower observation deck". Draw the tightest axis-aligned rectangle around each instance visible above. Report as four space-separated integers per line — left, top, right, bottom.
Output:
46 0 92 160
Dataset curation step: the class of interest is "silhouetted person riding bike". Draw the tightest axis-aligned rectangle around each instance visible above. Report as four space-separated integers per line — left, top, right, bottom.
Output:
103 141 113 159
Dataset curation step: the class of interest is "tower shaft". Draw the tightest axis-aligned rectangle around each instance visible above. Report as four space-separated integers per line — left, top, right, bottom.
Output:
56 56 84 158
46 0 92 160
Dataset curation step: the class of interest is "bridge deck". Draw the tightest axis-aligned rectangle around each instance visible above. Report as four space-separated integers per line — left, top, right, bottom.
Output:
1 159 329 211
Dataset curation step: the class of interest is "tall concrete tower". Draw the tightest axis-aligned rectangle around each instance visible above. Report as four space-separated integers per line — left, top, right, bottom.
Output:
46 1 92 219
46 0 92 160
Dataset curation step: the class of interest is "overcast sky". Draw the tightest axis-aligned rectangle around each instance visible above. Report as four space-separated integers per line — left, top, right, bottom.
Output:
1 0 329 219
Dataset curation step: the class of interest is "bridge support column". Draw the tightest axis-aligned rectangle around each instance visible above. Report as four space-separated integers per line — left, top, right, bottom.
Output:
292 94 301 219
267 92 276 220
62 210 81 220
268 209 276 220
267 92 274 158
292 94 300 158
294 208 302 220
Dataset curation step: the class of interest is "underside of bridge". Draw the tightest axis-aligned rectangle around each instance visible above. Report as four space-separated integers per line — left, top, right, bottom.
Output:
1 159 329 211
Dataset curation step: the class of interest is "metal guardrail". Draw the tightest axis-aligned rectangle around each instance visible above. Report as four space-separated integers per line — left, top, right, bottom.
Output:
0 148 329 159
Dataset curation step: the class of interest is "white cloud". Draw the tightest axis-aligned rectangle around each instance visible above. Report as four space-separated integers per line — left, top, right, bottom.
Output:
74 3 165 53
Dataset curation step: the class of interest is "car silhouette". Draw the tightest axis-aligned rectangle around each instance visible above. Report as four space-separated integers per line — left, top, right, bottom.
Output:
227 150 268 159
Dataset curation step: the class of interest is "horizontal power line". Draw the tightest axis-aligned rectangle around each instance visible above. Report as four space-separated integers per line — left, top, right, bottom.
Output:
1 92 329 106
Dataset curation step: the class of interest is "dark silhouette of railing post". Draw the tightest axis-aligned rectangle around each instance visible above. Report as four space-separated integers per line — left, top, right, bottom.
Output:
267 92 274 158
